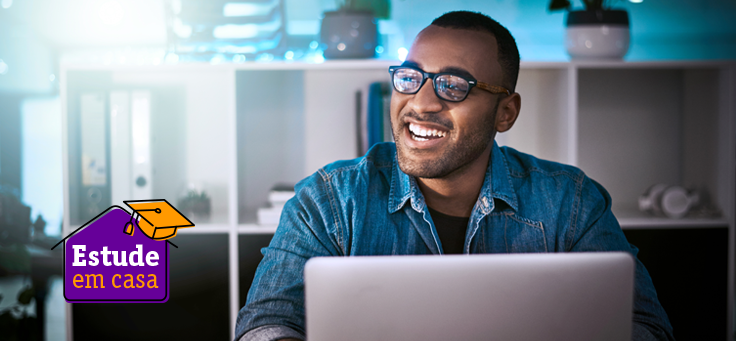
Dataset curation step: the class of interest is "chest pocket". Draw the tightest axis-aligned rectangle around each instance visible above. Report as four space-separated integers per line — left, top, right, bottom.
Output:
478 212 548 253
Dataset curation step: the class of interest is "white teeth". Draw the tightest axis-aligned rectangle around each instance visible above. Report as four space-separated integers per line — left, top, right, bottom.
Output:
409 123 447 138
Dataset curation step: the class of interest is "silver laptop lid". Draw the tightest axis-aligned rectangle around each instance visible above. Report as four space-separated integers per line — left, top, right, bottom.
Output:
305 252 634 341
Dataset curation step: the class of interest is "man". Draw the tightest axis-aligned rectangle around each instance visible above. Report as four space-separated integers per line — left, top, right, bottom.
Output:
235 11 673 341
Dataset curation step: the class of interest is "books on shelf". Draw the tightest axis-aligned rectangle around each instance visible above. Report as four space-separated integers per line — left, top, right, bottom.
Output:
257 183 295 225
257 207 282 226
358 82 393 156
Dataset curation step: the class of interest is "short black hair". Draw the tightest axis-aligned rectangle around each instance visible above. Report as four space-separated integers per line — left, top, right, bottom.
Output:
431 11 520 93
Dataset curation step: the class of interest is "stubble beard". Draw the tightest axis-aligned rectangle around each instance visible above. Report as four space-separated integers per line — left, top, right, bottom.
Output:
393 102 498 179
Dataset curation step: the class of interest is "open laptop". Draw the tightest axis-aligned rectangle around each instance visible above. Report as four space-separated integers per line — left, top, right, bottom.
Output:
305 252 634 341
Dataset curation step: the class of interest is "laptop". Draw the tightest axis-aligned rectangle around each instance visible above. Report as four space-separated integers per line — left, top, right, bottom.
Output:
304 252 634 341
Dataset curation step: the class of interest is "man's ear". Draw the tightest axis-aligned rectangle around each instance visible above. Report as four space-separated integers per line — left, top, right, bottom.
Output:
495 92 521 133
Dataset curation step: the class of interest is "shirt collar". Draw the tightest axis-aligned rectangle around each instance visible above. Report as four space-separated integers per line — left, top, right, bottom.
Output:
388 146 419 213
388 141 518 214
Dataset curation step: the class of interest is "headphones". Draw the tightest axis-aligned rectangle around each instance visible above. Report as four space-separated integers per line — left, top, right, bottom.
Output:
638 184 700 219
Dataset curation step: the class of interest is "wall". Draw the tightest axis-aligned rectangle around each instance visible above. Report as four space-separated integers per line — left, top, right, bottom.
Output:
0 19 56 94
21 96 63 236
286 0 736 61
0 94 22 191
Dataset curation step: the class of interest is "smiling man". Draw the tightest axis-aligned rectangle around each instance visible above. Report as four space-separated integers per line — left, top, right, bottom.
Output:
235 11 673 341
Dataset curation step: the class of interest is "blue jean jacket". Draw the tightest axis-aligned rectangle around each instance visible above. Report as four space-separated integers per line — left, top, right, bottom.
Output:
235 142 674 341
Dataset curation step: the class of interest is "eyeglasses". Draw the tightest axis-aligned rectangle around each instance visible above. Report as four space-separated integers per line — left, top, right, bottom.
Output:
388 66 510 102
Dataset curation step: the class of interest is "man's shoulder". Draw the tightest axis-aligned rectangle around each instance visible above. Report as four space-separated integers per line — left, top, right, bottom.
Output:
320 142 395 176
499 145 611 208
499 145 585 183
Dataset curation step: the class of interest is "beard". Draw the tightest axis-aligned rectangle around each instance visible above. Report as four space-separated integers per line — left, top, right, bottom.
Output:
393 101 498 179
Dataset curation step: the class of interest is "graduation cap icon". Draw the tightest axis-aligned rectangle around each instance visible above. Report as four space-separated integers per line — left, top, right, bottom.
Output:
123 199 194 241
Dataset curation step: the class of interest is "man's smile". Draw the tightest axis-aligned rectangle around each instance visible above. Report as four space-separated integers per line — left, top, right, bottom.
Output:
401 118 452 150
408 122 448 140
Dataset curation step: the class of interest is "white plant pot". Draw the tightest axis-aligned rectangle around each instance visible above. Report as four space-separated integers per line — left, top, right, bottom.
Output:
565 10 630 60
566 25 629 59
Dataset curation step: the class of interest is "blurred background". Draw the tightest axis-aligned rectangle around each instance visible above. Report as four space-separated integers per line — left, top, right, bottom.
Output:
0 0 734 340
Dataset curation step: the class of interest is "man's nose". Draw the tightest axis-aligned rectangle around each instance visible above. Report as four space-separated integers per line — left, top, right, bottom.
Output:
408 79 444 114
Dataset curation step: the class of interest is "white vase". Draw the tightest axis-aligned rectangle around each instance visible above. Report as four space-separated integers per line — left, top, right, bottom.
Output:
565 10 630 60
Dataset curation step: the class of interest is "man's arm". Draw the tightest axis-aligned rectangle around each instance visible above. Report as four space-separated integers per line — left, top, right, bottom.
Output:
568 176 674 341
234 174 343 341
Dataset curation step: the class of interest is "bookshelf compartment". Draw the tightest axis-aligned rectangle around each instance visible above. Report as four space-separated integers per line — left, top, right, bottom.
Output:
62 60 736 339
577 67 732 223
498 67 573 165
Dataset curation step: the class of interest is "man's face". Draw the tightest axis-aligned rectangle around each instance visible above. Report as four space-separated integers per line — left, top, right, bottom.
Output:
390 25 505 179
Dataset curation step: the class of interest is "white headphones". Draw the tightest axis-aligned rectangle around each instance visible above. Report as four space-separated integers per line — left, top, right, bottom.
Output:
638 184 700 219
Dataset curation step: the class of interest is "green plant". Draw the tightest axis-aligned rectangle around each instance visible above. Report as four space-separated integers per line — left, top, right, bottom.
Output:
178 189 211 218
336 0 390 19
0 188 42 340
0 286 39 341
549 0 621 11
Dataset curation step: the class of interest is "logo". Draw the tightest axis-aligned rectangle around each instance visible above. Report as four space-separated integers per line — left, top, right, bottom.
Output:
51 199 194 303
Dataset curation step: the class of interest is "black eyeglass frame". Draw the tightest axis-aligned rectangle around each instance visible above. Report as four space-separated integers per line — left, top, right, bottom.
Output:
388 65 511 102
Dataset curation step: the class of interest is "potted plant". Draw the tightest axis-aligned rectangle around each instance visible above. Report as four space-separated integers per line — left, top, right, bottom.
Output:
549 0 630 59
320 0 390 59
178 189 211 220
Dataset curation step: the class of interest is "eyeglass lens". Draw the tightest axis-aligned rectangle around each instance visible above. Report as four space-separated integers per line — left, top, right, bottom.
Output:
392 68 470 102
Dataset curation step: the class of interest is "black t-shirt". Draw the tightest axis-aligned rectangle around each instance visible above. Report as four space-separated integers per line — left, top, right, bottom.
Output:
427 206 469 254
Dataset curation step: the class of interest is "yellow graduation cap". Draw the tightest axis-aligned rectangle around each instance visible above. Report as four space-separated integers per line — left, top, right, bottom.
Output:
123 199 194 240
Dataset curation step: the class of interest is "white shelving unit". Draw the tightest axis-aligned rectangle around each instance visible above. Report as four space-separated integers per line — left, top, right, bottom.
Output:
62 59 736 339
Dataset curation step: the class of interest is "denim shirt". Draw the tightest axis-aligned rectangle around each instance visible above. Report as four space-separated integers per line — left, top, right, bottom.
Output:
235 142 674 341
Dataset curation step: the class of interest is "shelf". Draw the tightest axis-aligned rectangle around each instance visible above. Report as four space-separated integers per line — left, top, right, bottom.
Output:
570 60 736 69
61 59 736 73
232 59 399 70
521 60 736 69
61 59 400 72
619 217 729 229
238 224 278 234
615 208 728 229
178 224 231 234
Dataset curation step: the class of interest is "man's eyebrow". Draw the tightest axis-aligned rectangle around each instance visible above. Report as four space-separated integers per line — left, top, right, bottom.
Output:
399 61 476 80
401 60 420 68
440 66 474 79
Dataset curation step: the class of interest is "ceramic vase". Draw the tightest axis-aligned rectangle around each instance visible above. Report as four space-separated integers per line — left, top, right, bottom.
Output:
320 10 377 59
566 9 630 59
